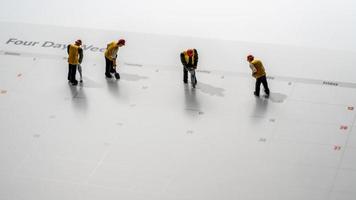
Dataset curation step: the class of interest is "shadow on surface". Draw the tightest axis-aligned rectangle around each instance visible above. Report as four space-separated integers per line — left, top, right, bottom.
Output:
120 73 148 82
269 92 288 103
80 76 103 89
196 82 225 97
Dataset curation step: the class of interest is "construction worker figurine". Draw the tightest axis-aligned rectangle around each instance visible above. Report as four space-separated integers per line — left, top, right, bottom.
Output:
180 49 198 88
247 55 270 98
67 39 83 86
104 39 125 79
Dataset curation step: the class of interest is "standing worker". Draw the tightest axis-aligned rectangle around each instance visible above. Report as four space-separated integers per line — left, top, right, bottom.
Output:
104 39 125 79
180 49 198 88
247 55 270 97
67 39 83 86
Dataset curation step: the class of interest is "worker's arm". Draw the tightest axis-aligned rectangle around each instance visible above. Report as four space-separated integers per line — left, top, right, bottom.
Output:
180 53 187 67
78 48 83 64
249 63 257 73
112 48 118 60
249 63 257 77
193 49 198 67
113 58 117 67
112 48 118 67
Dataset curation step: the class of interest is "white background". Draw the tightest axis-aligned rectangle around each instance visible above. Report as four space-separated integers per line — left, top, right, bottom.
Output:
1 0 355 52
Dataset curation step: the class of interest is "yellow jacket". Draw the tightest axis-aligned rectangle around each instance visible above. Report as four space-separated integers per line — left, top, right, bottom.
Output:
180 49 198 69
67 44 83 65
251 59 266 79
105 41 119 61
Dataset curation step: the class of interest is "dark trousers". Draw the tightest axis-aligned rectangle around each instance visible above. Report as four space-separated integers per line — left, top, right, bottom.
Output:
183 67 188 82
183 67 197 83
105 57 117 75
255 75 270 96
68 64 77 83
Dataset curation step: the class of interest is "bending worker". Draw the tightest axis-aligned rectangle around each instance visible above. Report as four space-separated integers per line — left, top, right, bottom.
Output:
247 54 270 98
104 39 126 79
180 49 198 88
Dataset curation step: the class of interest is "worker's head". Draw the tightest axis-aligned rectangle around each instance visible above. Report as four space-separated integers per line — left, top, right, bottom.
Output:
247 55 254 62
75 39 82 46
187 49 194 57
117 39 126 47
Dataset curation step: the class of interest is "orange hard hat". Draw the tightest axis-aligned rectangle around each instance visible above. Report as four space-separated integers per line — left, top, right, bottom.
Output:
118 39 126 45
187 49 194 57
75 39 82 45
247 55 254 61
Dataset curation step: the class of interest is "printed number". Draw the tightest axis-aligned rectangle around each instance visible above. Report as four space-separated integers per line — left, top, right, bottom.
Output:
340 125 348 130
348 106 354 111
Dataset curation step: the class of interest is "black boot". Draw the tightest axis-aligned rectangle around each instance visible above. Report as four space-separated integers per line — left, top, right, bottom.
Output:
71 80 78 86
114 73 120 79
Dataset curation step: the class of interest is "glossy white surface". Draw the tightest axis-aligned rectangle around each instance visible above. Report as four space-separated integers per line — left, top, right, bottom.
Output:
0 22 355 200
